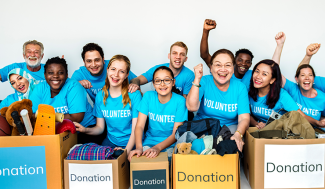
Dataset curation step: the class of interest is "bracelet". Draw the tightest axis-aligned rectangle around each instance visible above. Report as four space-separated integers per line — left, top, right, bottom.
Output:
236 130 243 138
192 82 201 88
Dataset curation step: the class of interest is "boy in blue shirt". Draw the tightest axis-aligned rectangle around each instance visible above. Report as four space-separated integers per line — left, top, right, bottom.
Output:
72 43 137 103
128 41 195 98
0 40 46 82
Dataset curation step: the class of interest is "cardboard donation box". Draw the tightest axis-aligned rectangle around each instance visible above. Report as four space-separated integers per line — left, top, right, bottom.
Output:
244 127 325 189
64 149 130 189
0 132 77 189
130 152 169 189
172 152 240 189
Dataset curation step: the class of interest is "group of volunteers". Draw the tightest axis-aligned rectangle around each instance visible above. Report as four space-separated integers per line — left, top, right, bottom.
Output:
0 19 324 162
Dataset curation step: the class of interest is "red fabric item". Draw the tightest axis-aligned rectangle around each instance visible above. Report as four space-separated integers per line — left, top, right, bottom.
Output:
56 119 76 134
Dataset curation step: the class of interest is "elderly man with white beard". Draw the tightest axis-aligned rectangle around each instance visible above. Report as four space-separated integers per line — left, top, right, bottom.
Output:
0 40 46 82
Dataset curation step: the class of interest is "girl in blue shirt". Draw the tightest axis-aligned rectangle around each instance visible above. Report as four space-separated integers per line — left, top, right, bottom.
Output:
187 49 250 152
282 64 325 127
128 66 188 161
248 60 300 128
74 55 142 154
0 68 39 110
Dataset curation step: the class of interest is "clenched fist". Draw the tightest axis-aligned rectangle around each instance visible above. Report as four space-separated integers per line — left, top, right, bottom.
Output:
204 19 216 31
193 64 204 82
306 43 321 57
275 32 286 45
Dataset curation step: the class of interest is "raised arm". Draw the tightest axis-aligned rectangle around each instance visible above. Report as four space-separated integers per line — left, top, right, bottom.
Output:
272 32 286 65
186 64 203 112
271 32 287 88
200 19 216 68
298 43 321 67
128 75 148 93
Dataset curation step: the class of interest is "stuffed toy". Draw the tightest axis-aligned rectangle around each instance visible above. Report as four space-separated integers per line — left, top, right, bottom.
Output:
177 142 198 155
0 99 36 136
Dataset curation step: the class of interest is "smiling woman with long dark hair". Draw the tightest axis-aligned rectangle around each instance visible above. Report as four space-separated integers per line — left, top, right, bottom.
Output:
248 59 300 129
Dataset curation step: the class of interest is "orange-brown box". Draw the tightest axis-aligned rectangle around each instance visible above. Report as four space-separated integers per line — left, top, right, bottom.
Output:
0 132 77 189
244 127 325 189
64 149 130 189
130 152 169 189
172 151 240 189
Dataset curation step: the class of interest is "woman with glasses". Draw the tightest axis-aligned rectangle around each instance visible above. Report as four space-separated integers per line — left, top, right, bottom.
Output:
74 55 142 153
128 66 188 161
186 49 250 152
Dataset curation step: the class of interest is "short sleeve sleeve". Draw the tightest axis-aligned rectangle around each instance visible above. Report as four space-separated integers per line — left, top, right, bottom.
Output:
131 91 142 118
142 65 159 83
67 81 87 114
0 63 23 82
183 72 195 95
283 78 299 96
281 90 299 112
137 92 150 115
237 84 250 115
175 97 188 122
71 69 83 81
93 92 104 118
29 84 44 113
314 76 325 93
128 71 137 82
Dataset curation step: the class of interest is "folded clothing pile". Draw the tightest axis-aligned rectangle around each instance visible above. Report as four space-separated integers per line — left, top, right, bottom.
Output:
66 143 114 160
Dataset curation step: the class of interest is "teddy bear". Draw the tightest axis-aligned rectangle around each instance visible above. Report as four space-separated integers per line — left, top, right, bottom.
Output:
0 99 36 136
177 142 198 155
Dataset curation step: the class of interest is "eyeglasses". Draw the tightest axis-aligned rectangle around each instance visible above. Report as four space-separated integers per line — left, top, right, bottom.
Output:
154 78 174 85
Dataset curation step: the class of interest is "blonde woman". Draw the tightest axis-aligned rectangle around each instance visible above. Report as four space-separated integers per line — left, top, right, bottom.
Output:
74 55 142 154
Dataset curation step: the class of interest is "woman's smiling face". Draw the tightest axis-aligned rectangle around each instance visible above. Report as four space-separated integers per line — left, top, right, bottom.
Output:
9 74 29 93
45 63 68 93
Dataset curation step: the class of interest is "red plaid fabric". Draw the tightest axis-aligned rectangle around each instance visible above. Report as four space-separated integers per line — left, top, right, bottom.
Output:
66 143 114 160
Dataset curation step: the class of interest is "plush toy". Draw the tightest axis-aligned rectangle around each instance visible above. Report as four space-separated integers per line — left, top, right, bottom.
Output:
177 142 198 155
0 99 36 136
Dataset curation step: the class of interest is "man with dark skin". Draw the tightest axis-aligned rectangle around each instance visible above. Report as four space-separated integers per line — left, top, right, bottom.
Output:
200 19 254 84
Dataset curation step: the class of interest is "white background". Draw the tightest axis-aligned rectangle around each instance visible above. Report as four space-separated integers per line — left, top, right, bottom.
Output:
0 0 325 100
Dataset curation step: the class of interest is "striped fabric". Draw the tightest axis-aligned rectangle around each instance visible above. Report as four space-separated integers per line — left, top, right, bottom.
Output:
66 143 114 160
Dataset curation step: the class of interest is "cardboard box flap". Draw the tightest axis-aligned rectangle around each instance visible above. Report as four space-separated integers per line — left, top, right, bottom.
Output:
131 152 167 164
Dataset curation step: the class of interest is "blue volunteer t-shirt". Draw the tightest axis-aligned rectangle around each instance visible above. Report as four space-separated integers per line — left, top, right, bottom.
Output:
71 60 137 102
94 90 142 146
0 93 18 111
142 63 194 95
194 75 250 126
284 79 325 120
231 70 252 90
29 78 96 127
250 88 299 123
0 62 45 82
314 76 325 93
138 91 188 148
